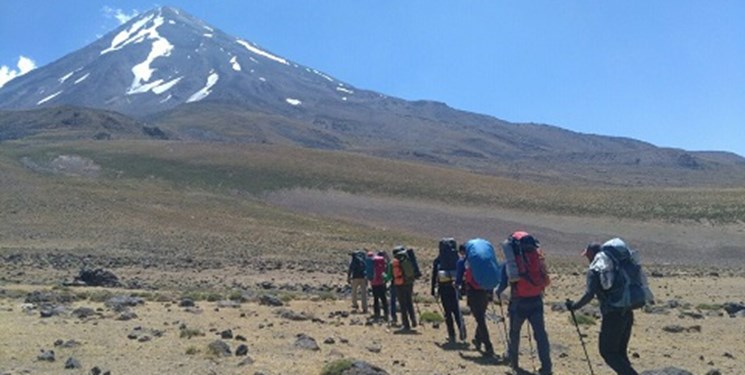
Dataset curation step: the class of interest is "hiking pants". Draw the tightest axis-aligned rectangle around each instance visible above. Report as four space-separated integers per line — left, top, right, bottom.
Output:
467 288 493 352
371 284 388 320
396 283 416 329
439 283 464 339
389 284 398 322
599 310 638 375
350 278 368 313
508 296 552 373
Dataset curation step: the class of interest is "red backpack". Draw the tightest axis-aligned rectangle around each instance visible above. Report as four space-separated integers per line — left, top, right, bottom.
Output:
371 255 386 286
510 231 550 298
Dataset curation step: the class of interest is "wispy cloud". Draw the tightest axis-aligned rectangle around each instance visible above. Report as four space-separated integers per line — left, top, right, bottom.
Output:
0 56 37 88
102 6 139 24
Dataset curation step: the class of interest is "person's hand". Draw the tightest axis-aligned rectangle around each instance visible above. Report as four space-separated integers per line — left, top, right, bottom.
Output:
565 299 574 311
347 277 352 285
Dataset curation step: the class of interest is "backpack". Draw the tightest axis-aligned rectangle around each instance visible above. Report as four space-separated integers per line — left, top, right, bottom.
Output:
371 255 387 286
365 252 374 281
600 238 653 311
350 251 366 279
464 238 501 290
438 237 459 272
505 231 550 298
393 250 416 285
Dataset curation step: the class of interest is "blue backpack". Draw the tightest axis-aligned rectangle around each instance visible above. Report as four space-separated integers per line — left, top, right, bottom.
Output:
465 238 501 290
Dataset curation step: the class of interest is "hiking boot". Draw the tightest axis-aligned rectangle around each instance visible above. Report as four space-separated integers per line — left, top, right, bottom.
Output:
483 343 494 357
471 338 482 351
538 368 553 375
447 335 456 344
458 326 467 341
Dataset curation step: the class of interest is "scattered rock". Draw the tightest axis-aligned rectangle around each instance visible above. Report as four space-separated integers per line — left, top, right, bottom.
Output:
37 350 55 362
72 307 97 319
343 360 389 375
178 298 195 307
236 356 255 367
705 369 722 375
366 342 382 353
105 296 144 312
235 335 247 341
64 357 81 369
235 344 249 356
220 329 234 339
324 337 336 344
276 308 310 321
259 294 284 307
74 268 121 287
117 311 138 321
662 325 686 333
640 367 693 375
723 302 745 316
208 340 232 357
294 334 320 351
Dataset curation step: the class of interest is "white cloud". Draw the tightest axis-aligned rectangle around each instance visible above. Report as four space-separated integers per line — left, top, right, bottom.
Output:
0 56 37 88
102 6 139 24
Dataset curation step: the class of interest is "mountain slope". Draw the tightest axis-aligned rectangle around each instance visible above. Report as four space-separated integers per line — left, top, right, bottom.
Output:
0 6 743 187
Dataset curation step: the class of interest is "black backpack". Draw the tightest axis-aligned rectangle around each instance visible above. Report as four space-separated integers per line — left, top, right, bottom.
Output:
350 251 367 278
438 237 459 272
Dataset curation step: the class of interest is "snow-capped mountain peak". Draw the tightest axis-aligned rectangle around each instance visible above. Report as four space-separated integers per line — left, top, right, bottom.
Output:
0 6 356 116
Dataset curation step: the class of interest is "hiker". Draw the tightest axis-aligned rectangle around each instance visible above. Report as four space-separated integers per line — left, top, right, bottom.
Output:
458 238 500 356
390 245 417 331
497 231 552 375
347 249 368 314
370 251 389 321
565 239 652 375
382 251 399 325
431 237 466 342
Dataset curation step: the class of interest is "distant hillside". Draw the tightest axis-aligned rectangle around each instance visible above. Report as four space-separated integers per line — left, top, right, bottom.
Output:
1 6 744 187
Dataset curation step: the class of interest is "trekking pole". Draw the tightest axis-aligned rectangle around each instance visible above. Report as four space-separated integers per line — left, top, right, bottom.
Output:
526 320 537 373
568 301 595 375
488 303 508 353
496 298 510 349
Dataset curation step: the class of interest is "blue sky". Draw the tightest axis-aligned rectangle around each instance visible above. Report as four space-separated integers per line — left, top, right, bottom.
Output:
1 1 743 156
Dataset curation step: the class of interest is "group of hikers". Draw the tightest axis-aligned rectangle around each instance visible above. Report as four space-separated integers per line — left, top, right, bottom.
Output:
347 232 654 375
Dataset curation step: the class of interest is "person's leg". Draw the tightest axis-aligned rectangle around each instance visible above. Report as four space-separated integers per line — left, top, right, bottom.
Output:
599 311 637 375
372 285 382 318
620 311 638 375
526 299 552 374
389 285 398 323
470 290 492 353
508 300 528 369
380 286 389 321
397 285 410 329
405 284 417 327
350 278 361 309
440 285 457 339
361 280 368 314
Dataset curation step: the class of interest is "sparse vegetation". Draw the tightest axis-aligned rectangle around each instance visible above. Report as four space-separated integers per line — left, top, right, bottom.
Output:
179 327 204 339
320 358 355 375
185 346 200 355
571 313 596 326
419 311 445 324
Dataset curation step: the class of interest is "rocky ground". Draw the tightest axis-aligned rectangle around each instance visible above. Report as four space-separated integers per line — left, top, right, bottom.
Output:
1 266 743 375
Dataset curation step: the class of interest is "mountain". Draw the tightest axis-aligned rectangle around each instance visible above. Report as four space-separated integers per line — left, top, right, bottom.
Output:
1 6 743 187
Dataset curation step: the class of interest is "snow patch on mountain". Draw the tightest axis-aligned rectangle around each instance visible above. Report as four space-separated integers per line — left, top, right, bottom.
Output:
101 14 155 55
312 69 333 82
204 33 213 38
58 71 75 83
336 86 353 94
286 98 301 106
37 91 62 105
186 70 219 103
152 76 182 94
128 18 173 94
230 56 241 71
236 39 288 65
74 73 90 84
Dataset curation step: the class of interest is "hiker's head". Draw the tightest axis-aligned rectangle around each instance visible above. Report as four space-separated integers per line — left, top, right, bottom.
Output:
582 243 602 262
458 244 466 257
393 245 405 255
518 235 540 251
